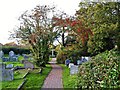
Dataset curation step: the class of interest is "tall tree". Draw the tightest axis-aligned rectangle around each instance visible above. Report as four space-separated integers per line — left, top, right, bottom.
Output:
11 5 56 67
76 2 120 55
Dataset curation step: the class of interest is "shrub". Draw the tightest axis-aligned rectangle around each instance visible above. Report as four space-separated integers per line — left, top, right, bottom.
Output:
56 50 68 64
76 48 120 89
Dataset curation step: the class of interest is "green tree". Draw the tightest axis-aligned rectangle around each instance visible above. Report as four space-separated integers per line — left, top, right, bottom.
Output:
11 5 56 67
76 2 120 55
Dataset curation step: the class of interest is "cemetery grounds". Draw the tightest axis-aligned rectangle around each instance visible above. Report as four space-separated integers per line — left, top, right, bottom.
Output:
0 54 52 89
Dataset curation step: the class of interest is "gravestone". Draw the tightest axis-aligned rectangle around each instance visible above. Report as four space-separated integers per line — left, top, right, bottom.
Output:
6 64 14 69
65 59 70 66
0 50 4 59
1 69 14 81
9 51 15 57
0 63 6 70
9 51 18 61
0 50 4 58
84 57 91 61
24 55 29 60
77 60 82 65
81 57 87 62
2 57 9 62
0 63 6 81
24 61 34 69
9 56 18 62
0 63 14 81
68 63 74 68
70 65 78 75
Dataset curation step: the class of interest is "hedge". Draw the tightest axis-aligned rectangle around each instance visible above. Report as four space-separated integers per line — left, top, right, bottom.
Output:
2 46 30 55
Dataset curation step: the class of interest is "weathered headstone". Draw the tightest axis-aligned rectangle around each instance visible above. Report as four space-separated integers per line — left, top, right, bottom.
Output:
68 63 74 68
24 61 34 69
9 56 18 62
9 51 18 61
70 65 78 75
0 63 6 81
0 50 4 59
0 63 14 81
9 51 15 57
0 63 6 70
65 59 70 66
6 64 14 69
24 55 29 60
81 57 87 62
1 69 14 81
2 57 9 62
77 60 82 65
84 57 91 61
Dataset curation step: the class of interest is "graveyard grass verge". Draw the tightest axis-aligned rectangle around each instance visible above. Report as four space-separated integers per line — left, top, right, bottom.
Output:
60 64 78 88
1 79 24 89
21 64 52 89
1 69 28 89
3 62 24 67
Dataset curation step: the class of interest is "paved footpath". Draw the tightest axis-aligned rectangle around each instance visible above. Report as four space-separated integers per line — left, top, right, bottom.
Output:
42 58 63 89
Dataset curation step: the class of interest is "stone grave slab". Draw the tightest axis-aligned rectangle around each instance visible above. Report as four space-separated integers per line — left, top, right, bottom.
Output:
9 51 15 57
65 59 70 66
0 50 4 58
77 60 82 65
6 64 14 69
2 57 9 62
70 65 78 75
24 61 34 69
0 63 14 81
1 69 14 81
68 63 74 68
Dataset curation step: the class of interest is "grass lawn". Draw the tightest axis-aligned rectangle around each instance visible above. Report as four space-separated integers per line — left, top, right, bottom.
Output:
3 62 24 67
18 56 24 61
22 64 52 90
60 64 78 88
14 69 28 79
1 79 24 89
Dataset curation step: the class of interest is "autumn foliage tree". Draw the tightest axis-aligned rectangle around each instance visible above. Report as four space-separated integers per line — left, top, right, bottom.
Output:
11 5 56 67
52 15 93 46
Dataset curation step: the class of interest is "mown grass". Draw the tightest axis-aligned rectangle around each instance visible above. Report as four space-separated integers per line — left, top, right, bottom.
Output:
14 69 28 79
3 62 24 67
1 79 24 89
60 64 78 88
22 64 52 89
18 55 24 61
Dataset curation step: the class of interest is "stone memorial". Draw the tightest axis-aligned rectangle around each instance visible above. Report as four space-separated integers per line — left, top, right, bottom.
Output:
77 60 82 65
68 63 74 68
9 51 15 57
65 59 70 66
0 63 14 81
24 55 29 60
24 61 34 69
0 50 4 59
9 56 18 62
1 69 14 81
0 63 6 70
9 51 18 62
70 65 78 75
6 64 14 69
2 57 9 62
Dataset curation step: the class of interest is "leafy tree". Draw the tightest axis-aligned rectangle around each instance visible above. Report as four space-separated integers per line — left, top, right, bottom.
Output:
11 5 56 67
76 2 120 55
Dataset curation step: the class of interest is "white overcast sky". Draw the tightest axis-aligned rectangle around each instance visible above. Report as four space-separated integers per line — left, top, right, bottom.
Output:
0 0 81 45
